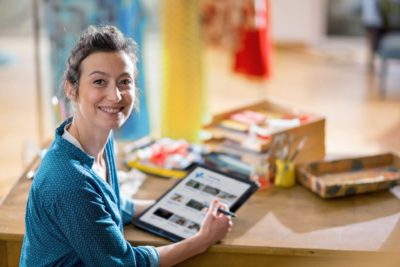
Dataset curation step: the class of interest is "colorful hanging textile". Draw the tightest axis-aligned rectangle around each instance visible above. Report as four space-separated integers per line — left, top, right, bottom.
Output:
233 0 272 79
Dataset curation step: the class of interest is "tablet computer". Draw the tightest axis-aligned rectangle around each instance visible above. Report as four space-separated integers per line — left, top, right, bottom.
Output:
133 164 259 242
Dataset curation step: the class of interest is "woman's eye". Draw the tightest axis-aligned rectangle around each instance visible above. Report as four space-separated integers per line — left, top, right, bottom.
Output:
94 79 106 86
120 79 132 88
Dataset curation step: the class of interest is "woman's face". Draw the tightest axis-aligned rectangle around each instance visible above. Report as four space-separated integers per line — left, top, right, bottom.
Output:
73 51 135 132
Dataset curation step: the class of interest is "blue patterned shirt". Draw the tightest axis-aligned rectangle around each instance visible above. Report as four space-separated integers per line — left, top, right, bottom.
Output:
20 118 160 267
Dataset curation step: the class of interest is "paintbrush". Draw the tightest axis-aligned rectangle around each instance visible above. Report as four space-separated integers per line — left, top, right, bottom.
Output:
289 135 308 161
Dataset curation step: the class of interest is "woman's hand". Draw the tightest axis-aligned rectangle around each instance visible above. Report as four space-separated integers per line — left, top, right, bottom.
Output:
196 199 233 250
157 199 233 267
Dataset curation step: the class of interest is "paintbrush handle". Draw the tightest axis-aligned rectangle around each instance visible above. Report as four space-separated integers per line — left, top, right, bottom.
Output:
289 136 308 161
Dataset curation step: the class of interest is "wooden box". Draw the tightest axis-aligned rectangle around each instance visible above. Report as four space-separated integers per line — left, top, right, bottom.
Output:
296 153 400 198
202 98 326 164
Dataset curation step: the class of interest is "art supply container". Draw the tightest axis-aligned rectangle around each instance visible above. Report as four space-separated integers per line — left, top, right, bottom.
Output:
275 159 295 187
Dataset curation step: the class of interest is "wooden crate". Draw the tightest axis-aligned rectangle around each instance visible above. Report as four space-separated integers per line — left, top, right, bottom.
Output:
203 98 325 164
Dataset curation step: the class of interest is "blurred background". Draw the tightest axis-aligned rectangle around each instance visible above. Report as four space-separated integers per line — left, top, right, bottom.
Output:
0 0 399 200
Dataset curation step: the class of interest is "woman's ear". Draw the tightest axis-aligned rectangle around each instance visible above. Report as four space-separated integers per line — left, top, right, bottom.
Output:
64 81 77 101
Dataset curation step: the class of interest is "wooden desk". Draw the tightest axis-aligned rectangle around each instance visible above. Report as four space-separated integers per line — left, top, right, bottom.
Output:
1 161 400 267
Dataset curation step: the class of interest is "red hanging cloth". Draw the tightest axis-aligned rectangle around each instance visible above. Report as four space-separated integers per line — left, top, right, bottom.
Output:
233 0 272 79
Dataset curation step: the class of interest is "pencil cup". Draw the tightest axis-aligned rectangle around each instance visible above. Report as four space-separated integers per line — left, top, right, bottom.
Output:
274 159 295 187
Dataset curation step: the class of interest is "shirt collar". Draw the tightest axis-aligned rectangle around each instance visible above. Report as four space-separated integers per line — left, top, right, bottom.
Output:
55 118 95 168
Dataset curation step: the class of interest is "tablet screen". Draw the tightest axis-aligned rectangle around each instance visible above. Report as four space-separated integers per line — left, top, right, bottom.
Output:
134 165 258 241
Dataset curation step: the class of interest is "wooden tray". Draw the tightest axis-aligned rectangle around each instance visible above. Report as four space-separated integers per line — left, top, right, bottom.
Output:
296 153 400 198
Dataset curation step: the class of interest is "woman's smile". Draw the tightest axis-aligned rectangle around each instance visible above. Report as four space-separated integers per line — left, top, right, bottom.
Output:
98 105 124 114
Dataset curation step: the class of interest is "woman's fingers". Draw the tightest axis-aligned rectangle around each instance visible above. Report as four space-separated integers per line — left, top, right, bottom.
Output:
207 198 220 217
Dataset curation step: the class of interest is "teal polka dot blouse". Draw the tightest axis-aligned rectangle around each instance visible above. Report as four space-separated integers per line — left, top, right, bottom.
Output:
20 118 160 266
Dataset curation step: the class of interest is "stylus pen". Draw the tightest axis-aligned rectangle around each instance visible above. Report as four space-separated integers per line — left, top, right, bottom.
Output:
217 208 236 218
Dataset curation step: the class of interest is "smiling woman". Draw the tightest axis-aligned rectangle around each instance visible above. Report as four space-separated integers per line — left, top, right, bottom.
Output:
19 25 232 267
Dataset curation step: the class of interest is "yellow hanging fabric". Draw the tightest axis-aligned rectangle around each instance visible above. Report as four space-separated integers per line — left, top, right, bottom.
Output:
161 0 205 143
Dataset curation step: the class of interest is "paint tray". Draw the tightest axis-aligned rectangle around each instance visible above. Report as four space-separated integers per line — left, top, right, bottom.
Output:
296 153 400 198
